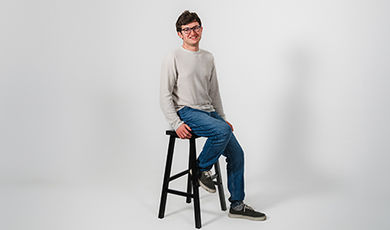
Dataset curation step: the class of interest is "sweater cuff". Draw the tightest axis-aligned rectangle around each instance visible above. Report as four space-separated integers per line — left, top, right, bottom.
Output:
173 120 184 131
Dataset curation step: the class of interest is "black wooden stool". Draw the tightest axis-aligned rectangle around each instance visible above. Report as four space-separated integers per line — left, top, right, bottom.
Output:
158 130 227 228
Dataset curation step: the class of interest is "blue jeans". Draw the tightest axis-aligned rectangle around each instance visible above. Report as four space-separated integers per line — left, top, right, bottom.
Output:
177 106 245 204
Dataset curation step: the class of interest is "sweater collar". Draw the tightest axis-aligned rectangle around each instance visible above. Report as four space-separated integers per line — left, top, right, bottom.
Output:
180 45 201 54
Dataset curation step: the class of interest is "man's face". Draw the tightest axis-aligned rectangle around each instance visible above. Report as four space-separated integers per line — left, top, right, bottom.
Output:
178 21 203 46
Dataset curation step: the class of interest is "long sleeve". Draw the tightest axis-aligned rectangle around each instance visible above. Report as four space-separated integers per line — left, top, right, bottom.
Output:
160 53 184 130
209 58 226 120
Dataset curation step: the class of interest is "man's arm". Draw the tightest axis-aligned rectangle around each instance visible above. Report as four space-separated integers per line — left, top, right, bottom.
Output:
209 57 226 120
209 57 234 131
160 53 184 130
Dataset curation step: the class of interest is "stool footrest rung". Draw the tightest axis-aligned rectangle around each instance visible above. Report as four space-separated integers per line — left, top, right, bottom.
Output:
213 181 222 185
169 169 190 181
167 189 193 198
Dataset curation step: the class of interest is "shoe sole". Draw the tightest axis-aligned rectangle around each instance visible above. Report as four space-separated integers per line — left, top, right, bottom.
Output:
228 213 267 221
198 179 216 193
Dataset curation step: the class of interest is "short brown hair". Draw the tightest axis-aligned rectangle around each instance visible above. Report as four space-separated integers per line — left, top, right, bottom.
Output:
176 10 202 32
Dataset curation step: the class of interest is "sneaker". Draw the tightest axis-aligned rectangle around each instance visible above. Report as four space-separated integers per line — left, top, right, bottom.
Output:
228 203 267 221
198 171 216 193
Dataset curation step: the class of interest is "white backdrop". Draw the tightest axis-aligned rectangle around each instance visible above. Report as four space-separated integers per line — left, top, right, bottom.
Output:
1 0 389 229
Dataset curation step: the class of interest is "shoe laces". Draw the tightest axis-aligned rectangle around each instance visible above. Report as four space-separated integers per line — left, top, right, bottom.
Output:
243 204 254 212
204 170 212 178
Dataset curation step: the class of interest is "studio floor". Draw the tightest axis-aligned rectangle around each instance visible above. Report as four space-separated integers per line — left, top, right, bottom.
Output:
1 174 388 230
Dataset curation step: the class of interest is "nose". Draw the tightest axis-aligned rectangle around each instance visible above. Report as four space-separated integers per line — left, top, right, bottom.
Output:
189 29 198 36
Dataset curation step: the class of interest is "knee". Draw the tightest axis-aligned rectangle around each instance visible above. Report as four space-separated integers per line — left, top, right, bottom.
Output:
218 122 232 139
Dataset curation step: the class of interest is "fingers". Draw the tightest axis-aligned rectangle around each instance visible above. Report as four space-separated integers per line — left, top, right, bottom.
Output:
184 124 192 138
182 127 192 139
226 121 234 131
179 130 192 139
184 124 192 131
176 124 192 139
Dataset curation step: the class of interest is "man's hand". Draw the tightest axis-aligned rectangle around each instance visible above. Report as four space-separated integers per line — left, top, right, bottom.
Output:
176 123 192 139
226 121 234 131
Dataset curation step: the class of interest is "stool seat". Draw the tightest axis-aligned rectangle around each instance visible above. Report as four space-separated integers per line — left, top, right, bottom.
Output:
158 130 227 229
165 130 199 138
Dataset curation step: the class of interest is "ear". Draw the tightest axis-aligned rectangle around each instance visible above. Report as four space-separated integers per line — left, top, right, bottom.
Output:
177 31 184 39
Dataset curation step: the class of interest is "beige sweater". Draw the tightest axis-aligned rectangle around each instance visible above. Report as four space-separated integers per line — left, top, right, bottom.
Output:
160 46 226 130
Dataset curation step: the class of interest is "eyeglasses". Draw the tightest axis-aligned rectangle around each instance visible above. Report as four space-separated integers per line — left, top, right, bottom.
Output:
181 25 201 34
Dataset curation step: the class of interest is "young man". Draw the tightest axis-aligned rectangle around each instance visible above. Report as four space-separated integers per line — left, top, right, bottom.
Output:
160 10 266 221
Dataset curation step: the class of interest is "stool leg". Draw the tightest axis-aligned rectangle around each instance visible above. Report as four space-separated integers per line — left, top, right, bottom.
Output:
158 135 176 219
190 138 201 229
214 160 227 211
186 150 192 203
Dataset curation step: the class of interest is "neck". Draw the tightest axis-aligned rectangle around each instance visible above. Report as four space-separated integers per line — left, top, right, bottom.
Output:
182 43 199 52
